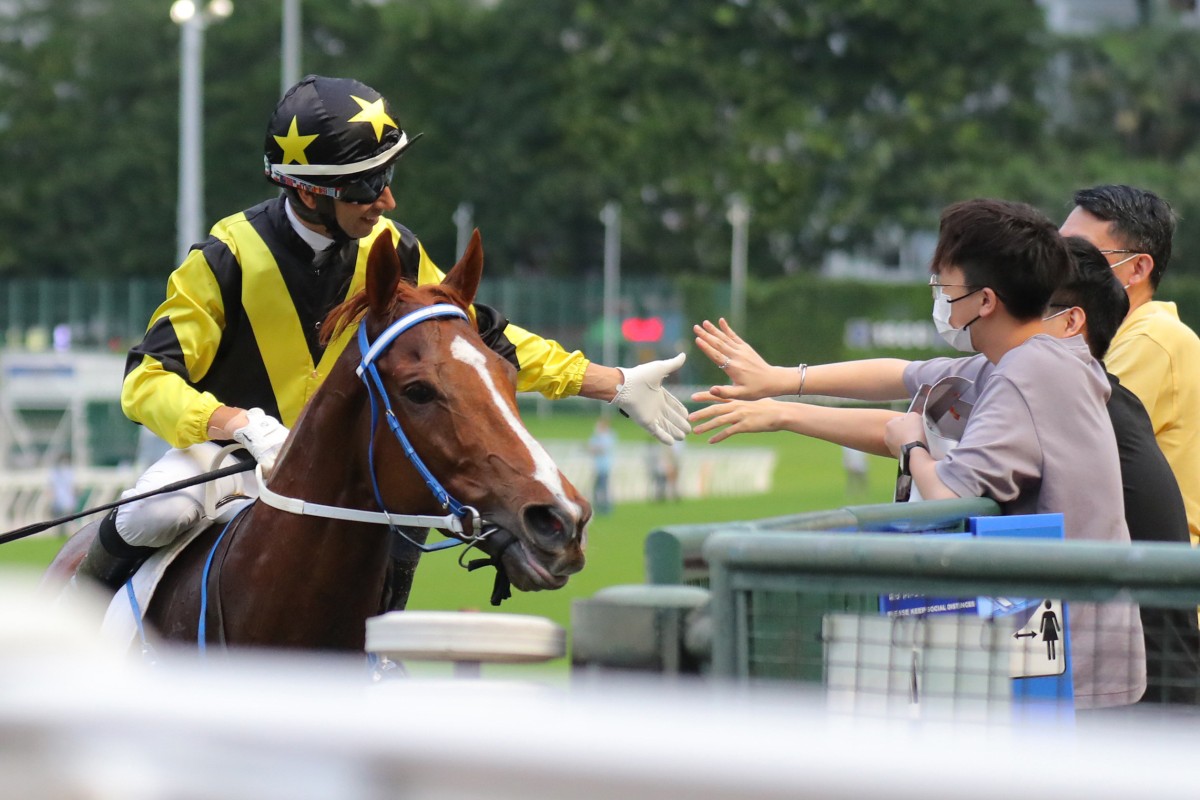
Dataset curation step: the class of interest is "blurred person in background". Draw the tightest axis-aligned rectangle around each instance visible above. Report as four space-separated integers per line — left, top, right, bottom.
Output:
588 416 617 515
841 446 869 501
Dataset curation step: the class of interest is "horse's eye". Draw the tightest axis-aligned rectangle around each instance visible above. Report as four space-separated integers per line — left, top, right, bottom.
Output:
402 382 438 404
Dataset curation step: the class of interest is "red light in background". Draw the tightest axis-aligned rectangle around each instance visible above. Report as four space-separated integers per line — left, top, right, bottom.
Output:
621 317 664 343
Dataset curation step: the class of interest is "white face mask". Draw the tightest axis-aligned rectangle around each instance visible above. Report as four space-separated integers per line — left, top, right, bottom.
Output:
1109 253 1138 289
932 289 979 353
1109 253 1138 271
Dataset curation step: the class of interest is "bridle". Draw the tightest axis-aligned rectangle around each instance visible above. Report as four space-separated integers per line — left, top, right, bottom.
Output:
255 303 489 551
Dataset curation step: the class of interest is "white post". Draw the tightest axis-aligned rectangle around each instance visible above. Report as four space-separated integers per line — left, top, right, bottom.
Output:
599 201 622 375
453 203 474 259
171 0 233 265
176 14 204 265
726 195 750 333
281 0 301 96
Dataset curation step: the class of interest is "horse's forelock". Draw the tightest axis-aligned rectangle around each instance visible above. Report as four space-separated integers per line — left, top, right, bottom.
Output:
319 282 471 347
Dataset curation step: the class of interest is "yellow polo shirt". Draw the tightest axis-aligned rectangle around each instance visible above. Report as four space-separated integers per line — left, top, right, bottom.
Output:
1105 300 1200 543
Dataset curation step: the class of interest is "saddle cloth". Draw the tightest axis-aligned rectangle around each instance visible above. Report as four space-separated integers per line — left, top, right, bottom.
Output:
100 497 255 650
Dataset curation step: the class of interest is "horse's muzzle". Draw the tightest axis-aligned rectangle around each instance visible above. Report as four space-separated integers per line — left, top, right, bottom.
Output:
481 502 587 592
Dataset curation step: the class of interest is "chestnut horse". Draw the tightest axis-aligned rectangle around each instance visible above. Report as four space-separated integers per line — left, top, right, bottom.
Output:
46 230 589 651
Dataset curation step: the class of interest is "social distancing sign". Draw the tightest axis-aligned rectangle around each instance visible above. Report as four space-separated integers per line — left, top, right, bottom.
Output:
1009 598 1067 679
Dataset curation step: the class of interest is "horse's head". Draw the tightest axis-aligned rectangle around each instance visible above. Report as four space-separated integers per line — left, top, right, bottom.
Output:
328 230 589 592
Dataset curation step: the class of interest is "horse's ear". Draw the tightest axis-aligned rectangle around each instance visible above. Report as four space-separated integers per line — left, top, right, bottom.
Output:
442 228 483 306
365 234 402 316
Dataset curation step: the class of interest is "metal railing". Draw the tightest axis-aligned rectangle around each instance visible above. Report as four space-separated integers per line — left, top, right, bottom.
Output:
644 497 1001 586
703 530 1200 714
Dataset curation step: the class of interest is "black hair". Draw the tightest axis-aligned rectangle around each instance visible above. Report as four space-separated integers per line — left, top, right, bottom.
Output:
1051 237 1130 360
1072 184 1175 289
932 199 1074 321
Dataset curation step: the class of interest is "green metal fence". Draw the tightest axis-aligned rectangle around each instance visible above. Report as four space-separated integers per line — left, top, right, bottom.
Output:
644 497 1001 587
703 531 1200 714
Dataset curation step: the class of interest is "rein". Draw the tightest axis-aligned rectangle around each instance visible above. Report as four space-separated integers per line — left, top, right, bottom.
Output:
256 304 489 551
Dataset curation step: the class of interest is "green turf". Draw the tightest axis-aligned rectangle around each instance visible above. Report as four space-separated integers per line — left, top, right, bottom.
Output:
1 411 896 673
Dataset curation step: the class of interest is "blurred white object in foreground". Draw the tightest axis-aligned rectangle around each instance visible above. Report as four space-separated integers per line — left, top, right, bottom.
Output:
0 571 1197 800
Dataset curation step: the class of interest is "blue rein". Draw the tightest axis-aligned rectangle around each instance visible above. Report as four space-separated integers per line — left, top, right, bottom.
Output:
355 303 481 550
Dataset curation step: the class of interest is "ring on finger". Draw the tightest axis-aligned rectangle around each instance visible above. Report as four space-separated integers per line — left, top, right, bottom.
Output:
718 357 732 370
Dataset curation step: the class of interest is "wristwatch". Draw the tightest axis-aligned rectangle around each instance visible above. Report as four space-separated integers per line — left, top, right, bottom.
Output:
899 441 930 476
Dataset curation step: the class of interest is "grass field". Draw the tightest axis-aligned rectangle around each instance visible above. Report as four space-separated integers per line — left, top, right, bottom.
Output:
0 411 897 670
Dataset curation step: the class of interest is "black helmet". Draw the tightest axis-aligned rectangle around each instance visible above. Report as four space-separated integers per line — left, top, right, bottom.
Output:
263 75 420 203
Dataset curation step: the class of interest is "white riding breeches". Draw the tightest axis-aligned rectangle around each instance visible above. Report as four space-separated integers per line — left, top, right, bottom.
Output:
114 442 258 549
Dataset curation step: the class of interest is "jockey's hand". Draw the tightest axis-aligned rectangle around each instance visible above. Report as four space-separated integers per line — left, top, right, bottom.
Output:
232 408 291 475
611 353 691 445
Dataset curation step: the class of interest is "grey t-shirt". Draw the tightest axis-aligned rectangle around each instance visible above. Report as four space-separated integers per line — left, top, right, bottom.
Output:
904 335 1145 709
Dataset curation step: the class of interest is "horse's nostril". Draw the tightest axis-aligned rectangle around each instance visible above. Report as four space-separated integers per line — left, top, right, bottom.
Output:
523 504 573 543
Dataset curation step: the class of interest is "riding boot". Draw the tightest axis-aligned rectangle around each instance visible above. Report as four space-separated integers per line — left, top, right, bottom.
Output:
380 527 428 613
76 509 157 593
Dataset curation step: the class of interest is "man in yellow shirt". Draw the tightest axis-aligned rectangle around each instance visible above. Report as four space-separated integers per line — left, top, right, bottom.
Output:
1061 185 1200 543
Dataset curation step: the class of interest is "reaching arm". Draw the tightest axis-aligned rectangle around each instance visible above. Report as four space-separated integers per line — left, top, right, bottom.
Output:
693 318 911 401
581 357 691 445
690 392 899 456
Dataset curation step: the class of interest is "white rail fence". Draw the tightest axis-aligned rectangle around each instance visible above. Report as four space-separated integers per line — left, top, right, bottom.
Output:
0 443 776 534
0 467 135 535
542 441 777 503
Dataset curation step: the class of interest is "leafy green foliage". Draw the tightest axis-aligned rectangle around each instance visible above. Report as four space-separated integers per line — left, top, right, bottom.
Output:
2 0 1199 279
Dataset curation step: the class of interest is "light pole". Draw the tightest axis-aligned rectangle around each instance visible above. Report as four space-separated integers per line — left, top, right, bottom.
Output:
281 0 302 96
170 0 233 265
726 194 750 333
600 201 622 377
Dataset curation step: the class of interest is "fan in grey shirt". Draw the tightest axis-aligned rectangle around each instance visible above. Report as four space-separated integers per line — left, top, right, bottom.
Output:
905 336 1145 709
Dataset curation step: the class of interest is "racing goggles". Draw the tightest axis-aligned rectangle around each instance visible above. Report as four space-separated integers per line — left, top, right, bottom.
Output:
330 165 395 204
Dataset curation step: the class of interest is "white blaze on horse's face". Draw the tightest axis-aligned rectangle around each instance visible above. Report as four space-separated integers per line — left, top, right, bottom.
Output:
450 336 583 522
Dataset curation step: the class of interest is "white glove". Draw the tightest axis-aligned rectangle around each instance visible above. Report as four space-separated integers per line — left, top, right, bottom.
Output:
231 408 291 475
610 353 691 445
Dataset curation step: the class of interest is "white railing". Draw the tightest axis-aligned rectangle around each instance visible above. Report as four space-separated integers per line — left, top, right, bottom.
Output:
0 440 776 535
0 467 136 535
542 441 777 503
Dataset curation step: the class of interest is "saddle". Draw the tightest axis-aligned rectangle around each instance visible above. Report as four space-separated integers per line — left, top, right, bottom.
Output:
100 496 254 652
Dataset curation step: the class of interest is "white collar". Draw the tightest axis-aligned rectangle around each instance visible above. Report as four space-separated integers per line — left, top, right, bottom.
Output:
284 197 336 253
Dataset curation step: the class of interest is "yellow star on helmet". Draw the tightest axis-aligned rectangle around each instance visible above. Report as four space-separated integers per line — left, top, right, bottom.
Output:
348 95 398 142
273 116 319 165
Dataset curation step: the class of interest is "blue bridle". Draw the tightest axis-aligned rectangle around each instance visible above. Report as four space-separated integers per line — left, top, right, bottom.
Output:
355 303 482 550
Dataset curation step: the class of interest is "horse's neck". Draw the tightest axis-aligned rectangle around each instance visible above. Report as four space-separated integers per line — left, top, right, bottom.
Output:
267 360 374 511
265 356 431 517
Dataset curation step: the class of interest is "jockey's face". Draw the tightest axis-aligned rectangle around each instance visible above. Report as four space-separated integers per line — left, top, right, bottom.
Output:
332 185 396 240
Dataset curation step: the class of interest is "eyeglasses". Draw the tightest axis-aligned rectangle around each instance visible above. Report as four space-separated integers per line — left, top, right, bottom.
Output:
929 277 979 301
1098 249 1139 255
331 165 395 205
1042 303 1075 323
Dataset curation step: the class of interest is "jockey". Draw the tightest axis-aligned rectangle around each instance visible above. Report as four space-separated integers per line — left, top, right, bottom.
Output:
76 75 690 600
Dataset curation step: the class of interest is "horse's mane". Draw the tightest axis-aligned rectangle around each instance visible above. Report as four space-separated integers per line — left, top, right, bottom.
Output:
319 281 470 347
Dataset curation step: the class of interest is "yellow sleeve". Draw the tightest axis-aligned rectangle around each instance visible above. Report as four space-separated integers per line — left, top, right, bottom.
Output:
120 251 227 448
503 320 590 399
1105 334 1171 432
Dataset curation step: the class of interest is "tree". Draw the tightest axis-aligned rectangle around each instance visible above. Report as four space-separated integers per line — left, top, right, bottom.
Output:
548 0 1053 276
0 0 180 276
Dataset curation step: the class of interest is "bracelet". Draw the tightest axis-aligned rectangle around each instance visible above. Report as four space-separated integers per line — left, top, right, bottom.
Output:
797 363 808 397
